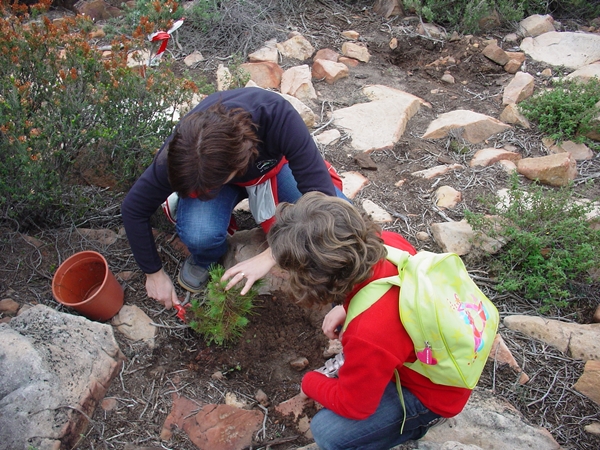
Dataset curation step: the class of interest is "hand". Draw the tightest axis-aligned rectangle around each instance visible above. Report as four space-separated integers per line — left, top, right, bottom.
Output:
221 247 277 295
145 268 180 310
322 305 347 340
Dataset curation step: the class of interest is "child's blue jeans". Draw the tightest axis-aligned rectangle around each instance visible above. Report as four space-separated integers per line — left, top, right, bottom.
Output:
310 382 442 450
176 163 347 268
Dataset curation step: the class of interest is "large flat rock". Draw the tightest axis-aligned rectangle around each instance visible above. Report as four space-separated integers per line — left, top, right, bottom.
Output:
520 31 600 70
0 305 124 450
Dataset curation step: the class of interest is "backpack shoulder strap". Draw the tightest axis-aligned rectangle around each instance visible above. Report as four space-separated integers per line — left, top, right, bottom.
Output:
342 245 410 332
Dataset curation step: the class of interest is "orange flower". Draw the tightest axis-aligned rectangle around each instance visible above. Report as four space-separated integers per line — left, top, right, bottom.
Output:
59 69 66 80
70 67 77 80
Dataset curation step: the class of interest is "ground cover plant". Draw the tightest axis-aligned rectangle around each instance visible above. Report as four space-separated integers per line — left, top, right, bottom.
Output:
466 175 600 311
519 77 600 147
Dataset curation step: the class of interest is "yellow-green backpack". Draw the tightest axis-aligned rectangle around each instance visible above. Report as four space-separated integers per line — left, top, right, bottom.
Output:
342 245 499 428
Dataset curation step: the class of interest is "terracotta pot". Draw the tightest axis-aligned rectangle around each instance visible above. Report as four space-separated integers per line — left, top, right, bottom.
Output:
52 251 124 321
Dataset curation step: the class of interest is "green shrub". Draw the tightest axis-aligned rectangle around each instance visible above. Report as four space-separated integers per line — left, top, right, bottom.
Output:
465 174 600 311
0 1 202 227
402 0 600 33
187 265 260 346
519 77 600 145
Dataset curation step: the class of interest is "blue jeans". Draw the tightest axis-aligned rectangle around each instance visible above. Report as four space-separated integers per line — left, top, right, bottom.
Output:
310 382 442 450
176 163 348 268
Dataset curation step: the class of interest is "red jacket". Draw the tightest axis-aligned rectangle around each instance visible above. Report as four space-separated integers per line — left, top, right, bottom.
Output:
302 231 472 419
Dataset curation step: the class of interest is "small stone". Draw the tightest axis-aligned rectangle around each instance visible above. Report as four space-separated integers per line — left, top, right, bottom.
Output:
416 231 430 241
101 397 118 411
0 298 19 315
211 371 224 380
290 357 309 371
255 389 270 407
354 152 378 170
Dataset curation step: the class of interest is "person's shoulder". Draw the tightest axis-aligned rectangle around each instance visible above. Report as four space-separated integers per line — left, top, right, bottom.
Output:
381 231 416 255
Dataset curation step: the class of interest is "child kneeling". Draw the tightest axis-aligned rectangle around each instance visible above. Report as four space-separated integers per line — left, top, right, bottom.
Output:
267 192 472 450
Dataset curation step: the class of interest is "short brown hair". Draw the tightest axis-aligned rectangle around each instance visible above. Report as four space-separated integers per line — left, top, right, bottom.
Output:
267 192 386 306
167 103 259 199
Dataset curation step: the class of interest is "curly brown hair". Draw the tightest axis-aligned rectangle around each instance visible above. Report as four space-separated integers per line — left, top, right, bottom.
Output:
167 102 259 200
267 192 386 306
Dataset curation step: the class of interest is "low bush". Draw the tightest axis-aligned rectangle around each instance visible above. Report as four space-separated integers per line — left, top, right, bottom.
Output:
402 0 600 33
0 0 205 227
466 174 600 311
519 77 600 146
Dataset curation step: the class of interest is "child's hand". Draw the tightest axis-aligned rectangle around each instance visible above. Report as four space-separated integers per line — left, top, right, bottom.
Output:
322 305 346 340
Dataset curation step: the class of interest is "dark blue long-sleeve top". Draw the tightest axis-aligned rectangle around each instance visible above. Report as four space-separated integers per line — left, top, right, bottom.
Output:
121 87 336 274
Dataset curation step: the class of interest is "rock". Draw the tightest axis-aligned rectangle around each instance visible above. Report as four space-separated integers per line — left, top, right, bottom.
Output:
183 51 204 67
341 42 370 63
470 148 522 167
75 0 122 21
255 389 270 407
516 152 578 186
517 14 555 37
411 164 464 179
281 65 317 102
422 110 511 144
332 85 426 152
549 140 593 161
441 73 455 84
112 304 157 348
0 298 19 315
279 92 318 128
314 48 340 62
373 0 403 18
275 393 314 420
565 63 600 83
416 231 430 242
323 339 342 357
520 31 600 70
490 334 529 384
314 129 341 146
354 152 378 170
430 220 503 255
499 104 530 128
503 315 600 361
416 22 446 40
339 56 360 67
216 64 232 91
362 199 393 223
502 71 534 105
341 30 359 40
290 357 309 370
434 186 462 209
420 389 561 449
239 62 283 89
340 171 370 199
585 421 600 436
482 43 509 66
0 305 124 450
185 404 263 450
312 59 349 84
277 35 315 61
248 39 279 63
573 360 600 405
225 392 247 408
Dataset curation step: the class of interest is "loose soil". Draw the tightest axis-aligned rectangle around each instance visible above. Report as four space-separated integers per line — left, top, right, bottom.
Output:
1 1 600 449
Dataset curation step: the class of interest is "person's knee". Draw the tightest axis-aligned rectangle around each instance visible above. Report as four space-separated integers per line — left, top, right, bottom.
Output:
310 410 340 450
177 225 227 252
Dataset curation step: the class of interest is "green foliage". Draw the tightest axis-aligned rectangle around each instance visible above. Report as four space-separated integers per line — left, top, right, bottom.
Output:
402 0 600 33
187 265 261 346
465 174 600 311
0 2 202 226
519 77 600 144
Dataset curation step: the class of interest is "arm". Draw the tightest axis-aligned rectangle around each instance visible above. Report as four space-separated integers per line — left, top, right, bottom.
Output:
322 305 347 340
122 149 175 305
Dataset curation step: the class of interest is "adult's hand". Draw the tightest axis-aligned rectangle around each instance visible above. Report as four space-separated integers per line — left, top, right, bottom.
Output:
222 247 277 295
322 305 346 340
145 268 180 309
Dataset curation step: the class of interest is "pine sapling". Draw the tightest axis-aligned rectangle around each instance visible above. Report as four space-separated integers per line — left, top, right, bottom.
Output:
187 264 260 345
